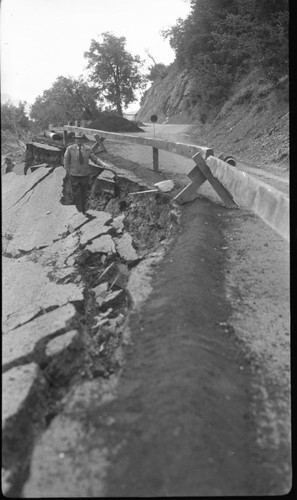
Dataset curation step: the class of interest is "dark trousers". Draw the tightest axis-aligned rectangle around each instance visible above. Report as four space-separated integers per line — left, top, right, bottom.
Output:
70 175 89 213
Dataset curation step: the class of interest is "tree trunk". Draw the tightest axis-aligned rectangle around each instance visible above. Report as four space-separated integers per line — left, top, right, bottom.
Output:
116 100 123 117
75 90 94 120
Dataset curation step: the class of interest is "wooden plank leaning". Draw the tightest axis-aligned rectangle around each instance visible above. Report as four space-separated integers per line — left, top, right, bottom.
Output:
174 152 237 208
173 165 207 204
193 152 237 207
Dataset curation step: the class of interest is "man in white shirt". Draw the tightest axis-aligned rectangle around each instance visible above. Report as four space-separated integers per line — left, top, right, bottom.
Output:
64 132 106 213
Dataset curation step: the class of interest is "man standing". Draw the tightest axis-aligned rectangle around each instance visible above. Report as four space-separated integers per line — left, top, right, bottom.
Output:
64 132 107 213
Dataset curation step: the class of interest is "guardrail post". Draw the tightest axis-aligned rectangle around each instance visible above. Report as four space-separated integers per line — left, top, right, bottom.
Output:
63 129 68 148
153 147 159 172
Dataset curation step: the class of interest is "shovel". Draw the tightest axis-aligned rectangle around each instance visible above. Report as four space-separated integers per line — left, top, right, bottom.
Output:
129 179 174 195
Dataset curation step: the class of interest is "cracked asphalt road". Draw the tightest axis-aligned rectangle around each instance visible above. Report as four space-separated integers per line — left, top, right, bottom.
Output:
2 126 290 496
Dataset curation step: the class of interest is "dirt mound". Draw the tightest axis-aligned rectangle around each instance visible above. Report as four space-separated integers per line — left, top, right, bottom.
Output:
87 113 143 133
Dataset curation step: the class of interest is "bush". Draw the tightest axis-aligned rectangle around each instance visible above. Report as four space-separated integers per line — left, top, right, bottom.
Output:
162 0 288 105
253 11 288 83
147 64 169 81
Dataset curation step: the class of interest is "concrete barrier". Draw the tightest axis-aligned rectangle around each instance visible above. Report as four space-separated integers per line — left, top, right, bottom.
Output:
206 156 289 241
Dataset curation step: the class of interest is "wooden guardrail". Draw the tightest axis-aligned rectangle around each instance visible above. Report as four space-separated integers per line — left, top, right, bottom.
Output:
63 125 213 172
63 125 289 242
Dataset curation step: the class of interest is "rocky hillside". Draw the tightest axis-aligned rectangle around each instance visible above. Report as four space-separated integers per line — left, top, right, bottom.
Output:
136 65 197 124
136 67 289 172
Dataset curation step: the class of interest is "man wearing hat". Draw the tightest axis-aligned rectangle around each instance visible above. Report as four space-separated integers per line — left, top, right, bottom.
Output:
64 132 107 214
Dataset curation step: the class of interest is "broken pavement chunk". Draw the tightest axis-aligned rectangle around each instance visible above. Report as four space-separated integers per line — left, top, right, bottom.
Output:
111 214 125 234
30 163 51 172
66 211 89 234
3 257 83 334
95 170 116 195
3 304 77 367
115 263 130 289
3 168 87 255
2 167 52 210
86 234 116 254
79 212 112 246
2 363 40 425
38 232 80 270
115 232 139 263
97 289 124 308
84 209 103 218
45 330 79 357
92 282 109 298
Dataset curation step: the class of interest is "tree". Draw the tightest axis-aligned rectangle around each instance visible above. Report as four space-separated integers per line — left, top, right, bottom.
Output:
30 76 102 129
161 0 288 111
162 0 237 68
145 51 169 81
84 32 147 116
1 101 30 136
161 17 188 67
165 0 288 80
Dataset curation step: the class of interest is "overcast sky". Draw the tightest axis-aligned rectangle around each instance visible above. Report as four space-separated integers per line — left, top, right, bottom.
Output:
1 0 191 111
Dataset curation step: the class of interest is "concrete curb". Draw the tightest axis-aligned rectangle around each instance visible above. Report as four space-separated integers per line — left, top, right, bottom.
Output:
206 156 289 242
